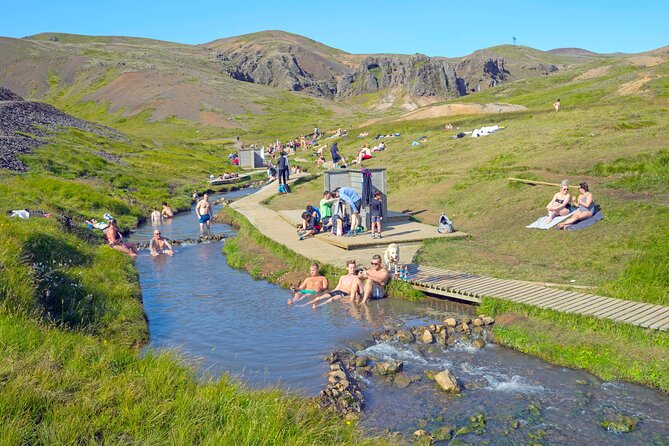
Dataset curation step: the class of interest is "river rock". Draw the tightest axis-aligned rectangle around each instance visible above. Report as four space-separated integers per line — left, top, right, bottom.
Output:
434 369 461 393
457 323 471 334
434 324 444 333
472 338 486 349
392 372 422 389
472 318 484 327
396 329 415 343
461 317 471 325
375 360 403 376
436 330 448 345
432 426 454 441
353 356 369 367
444 318 457 327
424 369 439 380
482 316 495 325
420 329 434 344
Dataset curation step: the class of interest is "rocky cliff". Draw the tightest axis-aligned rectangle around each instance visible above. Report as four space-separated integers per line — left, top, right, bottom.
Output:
0 87 127 171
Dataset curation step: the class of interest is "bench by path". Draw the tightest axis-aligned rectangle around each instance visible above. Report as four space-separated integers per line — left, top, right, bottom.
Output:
405 264 669 331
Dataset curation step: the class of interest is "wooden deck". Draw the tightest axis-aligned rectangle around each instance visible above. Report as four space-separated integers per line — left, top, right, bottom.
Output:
404 264 669 331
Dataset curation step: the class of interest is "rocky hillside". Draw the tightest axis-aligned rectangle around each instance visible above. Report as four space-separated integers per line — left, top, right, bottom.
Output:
0 87 126 171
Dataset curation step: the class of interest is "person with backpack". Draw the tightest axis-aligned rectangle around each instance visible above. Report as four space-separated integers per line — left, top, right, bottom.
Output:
333 187 361 237
277 151 289 186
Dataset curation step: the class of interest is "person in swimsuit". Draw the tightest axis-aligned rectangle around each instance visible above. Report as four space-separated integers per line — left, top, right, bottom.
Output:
545 180 572 223
287 263 329 304
150 207 162 225
308 260 363 308
149 229 173 257
360 254 389 304
105 219 138 258
161 202 174 219
195 193 213 235
558 182 595 229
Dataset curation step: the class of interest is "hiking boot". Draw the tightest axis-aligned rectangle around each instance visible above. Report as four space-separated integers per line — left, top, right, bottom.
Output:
377 234 382 239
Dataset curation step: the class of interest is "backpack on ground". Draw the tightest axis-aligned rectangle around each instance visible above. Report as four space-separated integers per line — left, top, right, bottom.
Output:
278 184 291 194
437 213 455 233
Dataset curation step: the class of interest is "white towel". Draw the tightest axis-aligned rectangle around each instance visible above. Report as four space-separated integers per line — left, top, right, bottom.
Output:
526 211 575 229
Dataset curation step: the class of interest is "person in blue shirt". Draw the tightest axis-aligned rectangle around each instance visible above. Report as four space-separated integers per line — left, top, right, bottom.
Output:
333 187 361 236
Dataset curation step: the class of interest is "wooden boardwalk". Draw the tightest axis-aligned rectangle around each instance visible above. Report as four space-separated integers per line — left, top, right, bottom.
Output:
405 264 669 331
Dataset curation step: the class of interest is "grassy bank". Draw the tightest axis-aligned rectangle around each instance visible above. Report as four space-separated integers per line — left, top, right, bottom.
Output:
480 298 669 392
219 206 423 300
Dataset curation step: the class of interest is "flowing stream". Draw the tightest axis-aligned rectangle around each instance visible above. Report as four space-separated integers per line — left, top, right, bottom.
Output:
131 189 669 445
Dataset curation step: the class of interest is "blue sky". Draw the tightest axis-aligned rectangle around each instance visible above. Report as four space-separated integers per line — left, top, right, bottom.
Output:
3 0 668 57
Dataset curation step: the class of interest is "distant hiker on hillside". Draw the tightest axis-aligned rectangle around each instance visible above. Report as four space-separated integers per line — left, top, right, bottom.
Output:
553 99 561 112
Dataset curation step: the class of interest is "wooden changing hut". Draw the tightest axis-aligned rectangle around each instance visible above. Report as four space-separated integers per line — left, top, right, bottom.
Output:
324 168 387 229
238 147 266 169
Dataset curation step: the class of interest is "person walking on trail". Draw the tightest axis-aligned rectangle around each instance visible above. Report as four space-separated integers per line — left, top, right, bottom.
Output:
553 99 561 112
333 187 362 237
278 151 290 185
149 229 174 257
195 193 213 235
330 142 343 168
308 260 363 308
287 263 329 304
360 254 389 304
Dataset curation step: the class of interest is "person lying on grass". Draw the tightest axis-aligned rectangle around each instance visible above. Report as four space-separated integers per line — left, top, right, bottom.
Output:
308 260 363 308
287 263 329 304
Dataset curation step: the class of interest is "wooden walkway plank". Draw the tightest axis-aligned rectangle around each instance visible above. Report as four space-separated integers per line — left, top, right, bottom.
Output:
594 301 651 320
633 306 669 327
650 319 669 330
583 298 644 319
557 295 620 314
610 303 666 324
547 295 599 313
641 308 669 327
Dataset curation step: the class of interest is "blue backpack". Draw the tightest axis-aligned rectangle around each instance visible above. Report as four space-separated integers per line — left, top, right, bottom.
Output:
278 184 291 194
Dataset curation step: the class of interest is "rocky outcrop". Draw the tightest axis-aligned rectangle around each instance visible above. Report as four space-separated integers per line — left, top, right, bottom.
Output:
0 87 128 172
434 369 461 393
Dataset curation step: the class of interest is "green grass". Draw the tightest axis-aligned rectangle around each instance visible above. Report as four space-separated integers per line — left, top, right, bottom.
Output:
480 298 669 392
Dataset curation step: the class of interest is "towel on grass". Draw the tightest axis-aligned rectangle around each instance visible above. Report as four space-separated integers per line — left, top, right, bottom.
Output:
565 211 604 230
526 211 574 229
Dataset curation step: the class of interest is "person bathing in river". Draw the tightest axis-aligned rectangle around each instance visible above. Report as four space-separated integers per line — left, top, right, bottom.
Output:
105 219 138 258
150 207 162 225
161 202 173 219
195 193 213 235
308 260 363 308
287 263 329 304
359 254 389 305
149 229 173 257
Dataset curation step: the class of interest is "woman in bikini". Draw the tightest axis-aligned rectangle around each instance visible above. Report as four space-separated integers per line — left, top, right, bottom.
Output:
105 219 138 257
545 180 572 223
558 182 595 229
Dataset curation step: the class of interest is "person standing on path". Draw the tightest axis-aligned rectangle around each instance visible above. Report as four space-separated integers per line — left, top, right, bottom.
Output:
195 193 213 235
334 187 362 236
277 151 290 185
370 191 384 239
330 142 342 168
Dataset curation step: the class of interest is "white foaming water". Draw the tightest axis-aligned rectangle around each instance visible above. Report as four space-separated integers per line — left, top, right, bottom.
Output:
359 342 431 366
484 374 545 394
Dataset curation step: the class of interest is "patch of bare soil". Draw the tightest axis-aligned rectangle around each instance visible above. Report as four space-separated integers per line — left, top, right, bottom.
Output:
86 71 246 126
627 55 666 67
618 75 659 96
574 65 610 81
397 103 527 121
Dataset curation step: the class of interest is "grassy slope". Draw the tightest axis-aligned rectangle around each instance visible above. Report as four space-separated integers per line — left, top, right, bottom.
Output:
271 56 669 307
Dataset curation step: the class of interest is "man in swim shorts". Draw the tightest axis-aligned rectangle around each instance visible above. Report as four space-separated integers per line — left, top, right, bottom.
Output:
149 229 174 257
287 263 329 304
195 193 213 235
360 254 389 304
309 260 363 308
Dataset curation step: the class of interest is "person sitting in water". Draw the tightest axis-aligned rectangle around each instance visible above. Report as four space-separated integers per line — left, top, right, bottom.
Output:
105 219 138 258
297 211 321 240
287 263 329 304
352 145 373 164
161 202 173 219
558 182 595 229
308 260 363 308
545 180 572 224
149 229 173 257
150 207 162 225
359 254 389 305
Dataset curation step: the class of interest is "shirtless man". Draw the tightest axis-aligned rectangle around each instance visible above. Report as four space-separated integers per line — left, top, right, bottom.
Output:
161 202 173 219
287 263 328 304
360 254 389 304
195 193 213 234
309 260 363 308
149 229 173 257
150 207 162 225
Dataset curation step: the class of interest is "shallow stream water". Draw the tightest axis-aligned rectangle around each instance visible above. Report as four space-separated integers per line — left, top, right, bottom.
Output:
131 189 669 445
